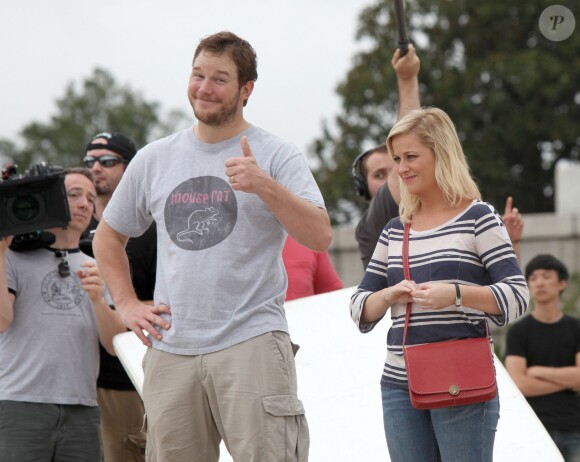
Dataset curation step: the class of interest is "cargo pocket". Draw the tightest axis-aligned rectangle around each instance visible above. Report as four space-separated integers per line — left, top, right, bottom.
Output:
262 394 310 462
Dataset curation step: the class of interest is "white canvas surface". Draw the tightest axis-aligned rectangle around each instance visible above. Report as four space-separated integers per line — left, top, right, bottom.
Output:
113 287 563 461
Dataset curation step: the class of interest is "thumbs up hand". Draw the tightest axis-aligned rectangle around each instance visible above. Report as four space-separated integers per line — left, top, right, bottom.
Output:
240 135 253 158
225 136 266 193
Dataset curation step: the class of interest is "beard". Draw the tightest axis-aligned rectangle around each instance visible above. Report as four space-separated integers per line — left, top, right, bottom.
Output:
95 183 111 196
192 88 241 127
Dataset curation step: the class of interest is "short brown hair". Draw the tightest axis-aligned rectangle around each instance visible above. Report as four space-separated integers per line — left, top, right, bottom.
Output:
65 167 95 184
361 145 388 177
193 31 258 88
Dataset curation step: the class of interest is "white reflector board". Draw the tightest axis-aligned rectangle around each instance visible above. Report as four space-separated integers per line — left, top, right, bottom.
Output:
113 287 563 461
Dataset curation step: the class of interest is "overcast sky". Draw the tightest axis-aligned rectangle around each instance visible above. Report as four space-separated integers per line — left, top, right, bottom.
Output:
0 0 377 156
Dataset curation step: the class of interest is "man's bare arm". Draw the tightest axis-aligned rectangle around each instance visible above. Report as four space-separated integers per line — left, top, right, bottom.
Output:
93 220 170 346
0 238 14 332
225 137 332 252
392 43 420 120
505 355 567 397
527 353 580 391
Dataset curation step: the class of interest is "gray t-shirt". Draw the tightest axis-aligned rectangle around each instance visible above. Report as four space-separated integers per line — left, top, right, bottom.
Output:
0 248 101 406
103 125 325 355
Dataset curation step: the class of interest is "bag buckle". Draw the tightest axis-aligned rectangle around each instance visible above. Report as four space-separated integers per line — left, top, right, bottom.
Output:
448 385 460 396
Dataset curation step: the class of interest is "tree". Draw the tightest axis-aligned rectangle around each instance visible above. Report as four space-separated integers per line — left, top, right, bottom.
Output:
312 0 580 223
0 68 189 171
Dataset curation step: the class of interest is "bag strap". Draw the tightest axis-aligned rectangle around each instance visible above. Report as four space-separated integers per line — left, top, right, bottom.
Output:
401 221 490 347
402 222 412 347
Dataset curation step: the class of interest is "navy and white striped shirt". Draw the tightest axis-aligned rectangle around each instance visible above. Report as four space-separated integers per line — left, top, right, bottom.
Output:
350 201 529 389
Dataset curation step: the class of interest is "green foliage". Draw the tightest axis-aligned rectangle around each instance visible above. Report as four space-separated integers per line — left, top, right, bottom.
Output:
0 68 189 170
562 271 580 316
312 0 580 222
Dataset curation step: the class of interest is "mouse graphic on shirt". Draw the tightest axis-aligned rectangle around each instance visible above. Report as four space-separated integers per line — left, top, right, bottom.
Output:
165 176 237 251
177 207 220 242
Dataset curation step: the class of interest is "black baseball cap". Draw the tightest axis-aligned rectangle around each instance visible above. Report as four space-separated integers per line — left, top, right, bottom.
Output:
86 132 137 163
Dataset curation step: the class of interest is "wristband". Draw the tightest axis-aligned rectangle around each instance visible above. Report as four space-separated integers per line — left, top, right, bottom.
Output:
454 283 462 307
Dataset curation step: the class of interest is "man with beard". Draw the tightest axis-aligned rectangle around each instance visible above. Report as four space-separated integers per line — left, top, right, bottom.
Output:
81 132 156 462
93 31 331 461
352 44 419 270
353 44 524 270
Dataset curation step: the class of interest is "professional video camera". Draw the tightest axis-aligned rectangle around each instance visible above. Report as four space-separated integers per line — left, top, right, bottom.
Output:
0 162 70 240
79 229 95 257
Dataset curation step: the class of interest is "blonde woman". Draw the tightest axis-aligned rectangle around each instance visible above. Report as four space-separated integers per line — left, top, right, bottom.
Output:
350 107 529 461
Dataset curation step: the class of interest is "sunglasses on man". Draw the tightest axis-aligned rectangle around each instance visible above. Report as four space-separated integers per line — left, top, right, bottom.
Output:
82 155 127 169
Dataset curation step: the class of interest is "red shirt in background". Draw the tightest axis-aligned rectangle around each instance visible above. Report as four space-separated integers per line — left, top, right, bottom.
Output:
282 235 343 301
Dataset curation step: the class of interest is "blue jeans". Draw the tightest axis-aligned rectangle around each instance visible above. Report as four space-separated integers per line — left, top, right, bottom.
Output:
0 400 101 462
381 386 499 462
549 430 580 462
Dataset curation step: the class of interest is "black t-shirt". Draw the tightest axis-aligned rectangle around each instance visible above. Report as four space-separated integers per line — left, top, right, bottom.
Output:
355 184 399 270
84 216 157 390
505 314 580 432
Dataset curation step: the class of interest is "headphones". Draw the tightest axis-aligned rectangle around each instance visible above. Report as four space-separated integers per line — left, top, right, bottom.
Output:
352 145 384 201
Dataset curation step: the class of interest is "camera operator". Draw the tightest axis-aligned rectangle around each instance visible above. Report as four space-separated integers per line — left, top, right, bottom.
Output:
0 167 125 461
81 132 156 462
353 44 420 270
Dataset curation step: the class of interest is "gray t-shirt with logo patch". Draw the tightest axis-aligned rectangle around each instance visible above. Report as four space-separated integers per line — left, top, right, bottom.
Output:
0 249 102 406
103 125 325 355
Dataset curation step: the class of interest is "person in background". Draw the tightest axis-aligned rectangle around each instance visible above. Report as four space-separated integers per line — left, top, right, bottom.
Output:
0 168 125 461
354 44 420 270
505 254 580 462
282 235 342 301
354 45 525 269
93 31 331 461
350 107 529 461
81 131 156 462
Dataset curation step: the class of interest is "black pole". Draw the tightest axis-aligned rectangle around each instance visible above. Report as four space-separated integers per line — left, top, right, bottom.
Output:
394 0 409 56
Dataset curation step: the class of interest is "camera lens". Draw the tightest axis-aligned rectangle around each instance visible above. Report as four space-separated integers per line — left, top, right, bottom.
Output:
11 195 40 222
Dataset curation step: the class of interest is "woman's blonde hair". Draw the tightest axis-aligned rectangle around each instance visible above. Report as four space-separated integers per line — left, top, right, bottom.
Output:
386 107 481 223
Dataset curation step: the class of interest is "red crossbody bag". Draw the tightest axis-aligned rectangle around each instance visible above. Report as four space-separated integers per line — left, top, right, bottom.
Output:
401 222 498 410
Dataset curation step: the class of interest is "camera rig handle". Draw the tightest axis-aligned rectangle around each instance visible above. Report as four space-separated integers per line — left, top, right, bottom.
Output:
1 163 17 181
394 0 409 57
